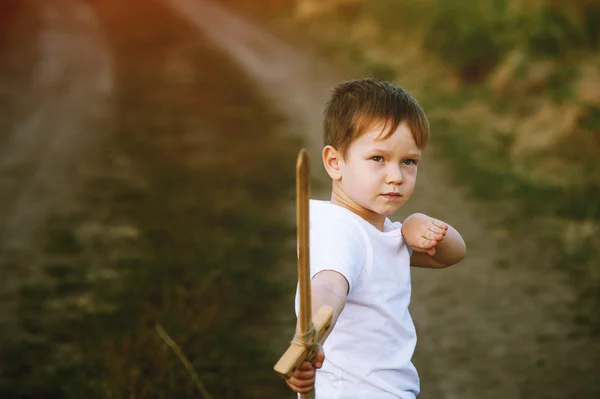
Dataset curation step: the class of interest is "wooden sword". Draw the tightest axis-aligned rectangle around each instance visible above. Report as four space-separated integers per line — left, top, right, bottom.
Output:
273 149 333 398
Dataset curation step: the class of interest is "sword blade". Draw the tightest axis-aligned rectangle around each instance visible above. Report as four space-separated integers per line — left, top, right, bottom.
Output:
297 149 311 336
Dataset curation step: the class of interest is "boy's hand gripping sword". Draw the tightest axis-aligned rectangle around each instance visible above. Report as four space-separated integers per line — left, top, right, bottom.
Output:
274 149 333 398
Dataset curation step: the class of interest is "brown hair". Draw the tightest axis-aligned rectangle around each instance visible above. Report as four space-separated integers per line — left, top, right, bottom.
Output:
323 78 429 158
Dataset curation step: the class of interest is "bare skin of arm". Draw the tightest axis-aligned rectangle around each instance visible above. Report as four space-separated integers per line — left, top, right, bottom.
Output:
286 270 348 394
402 212 467 268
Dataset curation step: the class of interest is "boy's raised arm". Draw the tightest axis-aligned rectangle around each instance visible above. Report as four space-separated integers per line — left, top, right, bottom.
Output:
402 213 467 268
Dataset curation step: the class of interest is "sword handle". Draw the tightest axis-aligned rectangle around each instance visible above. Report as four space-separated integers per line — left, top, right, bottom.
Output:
273 305 333 379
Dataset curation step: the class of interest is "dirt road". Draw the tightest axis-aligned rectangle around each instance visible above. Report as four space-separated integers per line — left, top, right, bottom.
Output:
163 1 599 398
0 0 112 253
0 0 113 332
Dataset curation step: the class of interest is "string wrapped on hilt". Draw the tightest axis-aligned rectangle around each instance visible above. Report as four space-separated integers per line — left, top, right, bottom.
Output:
292 324 319 399
291 323 321 362
273 306 333 397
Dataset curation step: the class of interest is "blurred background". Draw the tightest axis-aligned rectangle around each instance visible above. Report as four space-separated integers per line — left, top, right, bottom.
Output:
0 0 598 398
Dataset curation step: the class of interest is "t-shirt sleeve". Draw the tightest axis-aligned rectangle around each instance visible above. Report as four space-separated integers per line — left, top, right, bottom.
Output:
309 215 366 293
404 237 414 257
393 220 414 256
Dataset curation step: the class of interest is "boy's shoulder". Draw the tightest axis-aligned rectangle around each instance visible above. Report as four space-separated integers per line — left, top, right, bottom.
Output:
309 199 402 234
310 200 363 225
309 199 367 237
308 200 370 289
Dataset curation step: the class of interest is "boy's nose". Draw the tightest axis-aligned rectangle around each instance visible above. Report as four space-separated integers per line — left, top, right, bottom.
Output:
385 165 403 184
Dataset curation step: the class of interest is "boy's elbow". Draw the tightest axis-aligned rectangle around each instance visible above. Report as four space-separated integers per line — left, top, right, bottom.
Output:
436 226 467 268
434 236 467 268
443 253 466 268
440 243 467 268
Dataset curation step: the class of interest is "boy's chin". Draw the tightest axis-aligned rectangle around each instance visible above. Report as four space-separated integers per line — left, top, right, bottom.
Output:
379 209 399 217
374 203 403 216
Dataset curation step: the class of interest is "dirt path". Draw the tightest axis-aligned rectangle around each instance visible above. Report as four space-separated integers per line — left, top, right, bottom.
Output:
0 0 113 332
162 0 338 180
0 0 113 253
163 1 598 398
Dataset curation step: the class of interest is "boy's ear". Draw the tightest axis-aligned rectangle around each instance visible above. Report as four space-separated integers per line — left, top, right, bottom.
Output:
322 145 342 181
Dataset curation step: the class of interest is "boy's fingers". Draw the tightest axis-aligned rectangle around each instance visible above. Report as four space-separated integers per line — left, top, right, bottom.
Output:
421 238 438 248
286 381 314 394
292 368 316 379
288 383 314 394
313 347 325 369
286 349 323 393
426 225 446 236
422 231 444 241
287 375 315 388
428 247 436 256
433 220 448 230
426 220 446 232
297 361 313 371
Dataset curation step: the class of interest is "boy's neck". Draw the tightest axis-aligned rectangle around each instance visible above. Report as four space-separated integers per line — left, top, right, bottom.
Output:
330 191 386 231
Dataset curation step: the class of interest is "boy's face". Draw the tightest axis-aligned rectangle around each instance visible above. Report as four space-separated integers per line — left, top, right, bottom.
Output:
330 121 421 226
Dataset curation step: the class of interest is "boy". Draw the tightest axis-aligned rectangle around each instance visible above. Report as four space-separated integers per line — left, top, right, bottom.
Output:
286 78 467 398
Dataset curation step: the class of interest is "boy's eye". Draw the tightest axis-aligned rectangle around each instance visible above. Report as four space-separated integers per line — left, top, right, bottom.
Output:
403 159 417 166
371 156 384 162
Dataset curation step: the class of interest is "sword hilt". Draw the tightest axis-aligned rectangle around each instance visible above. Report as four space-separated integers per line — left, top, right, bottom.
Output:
273 305 333 379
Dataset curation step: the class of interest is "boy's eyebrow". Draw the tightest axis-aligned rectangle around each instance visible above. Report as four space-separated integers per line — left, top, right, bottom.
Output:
366 147 422 157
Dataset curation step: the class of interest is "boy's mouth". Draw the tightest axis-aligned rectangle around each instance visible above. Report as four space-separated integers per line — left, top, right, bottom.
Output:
381 192 402 201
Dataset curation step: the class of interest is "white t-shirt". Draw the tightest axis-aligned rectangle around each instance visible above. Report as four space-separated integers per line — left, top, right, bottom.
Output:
295 200 419 399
